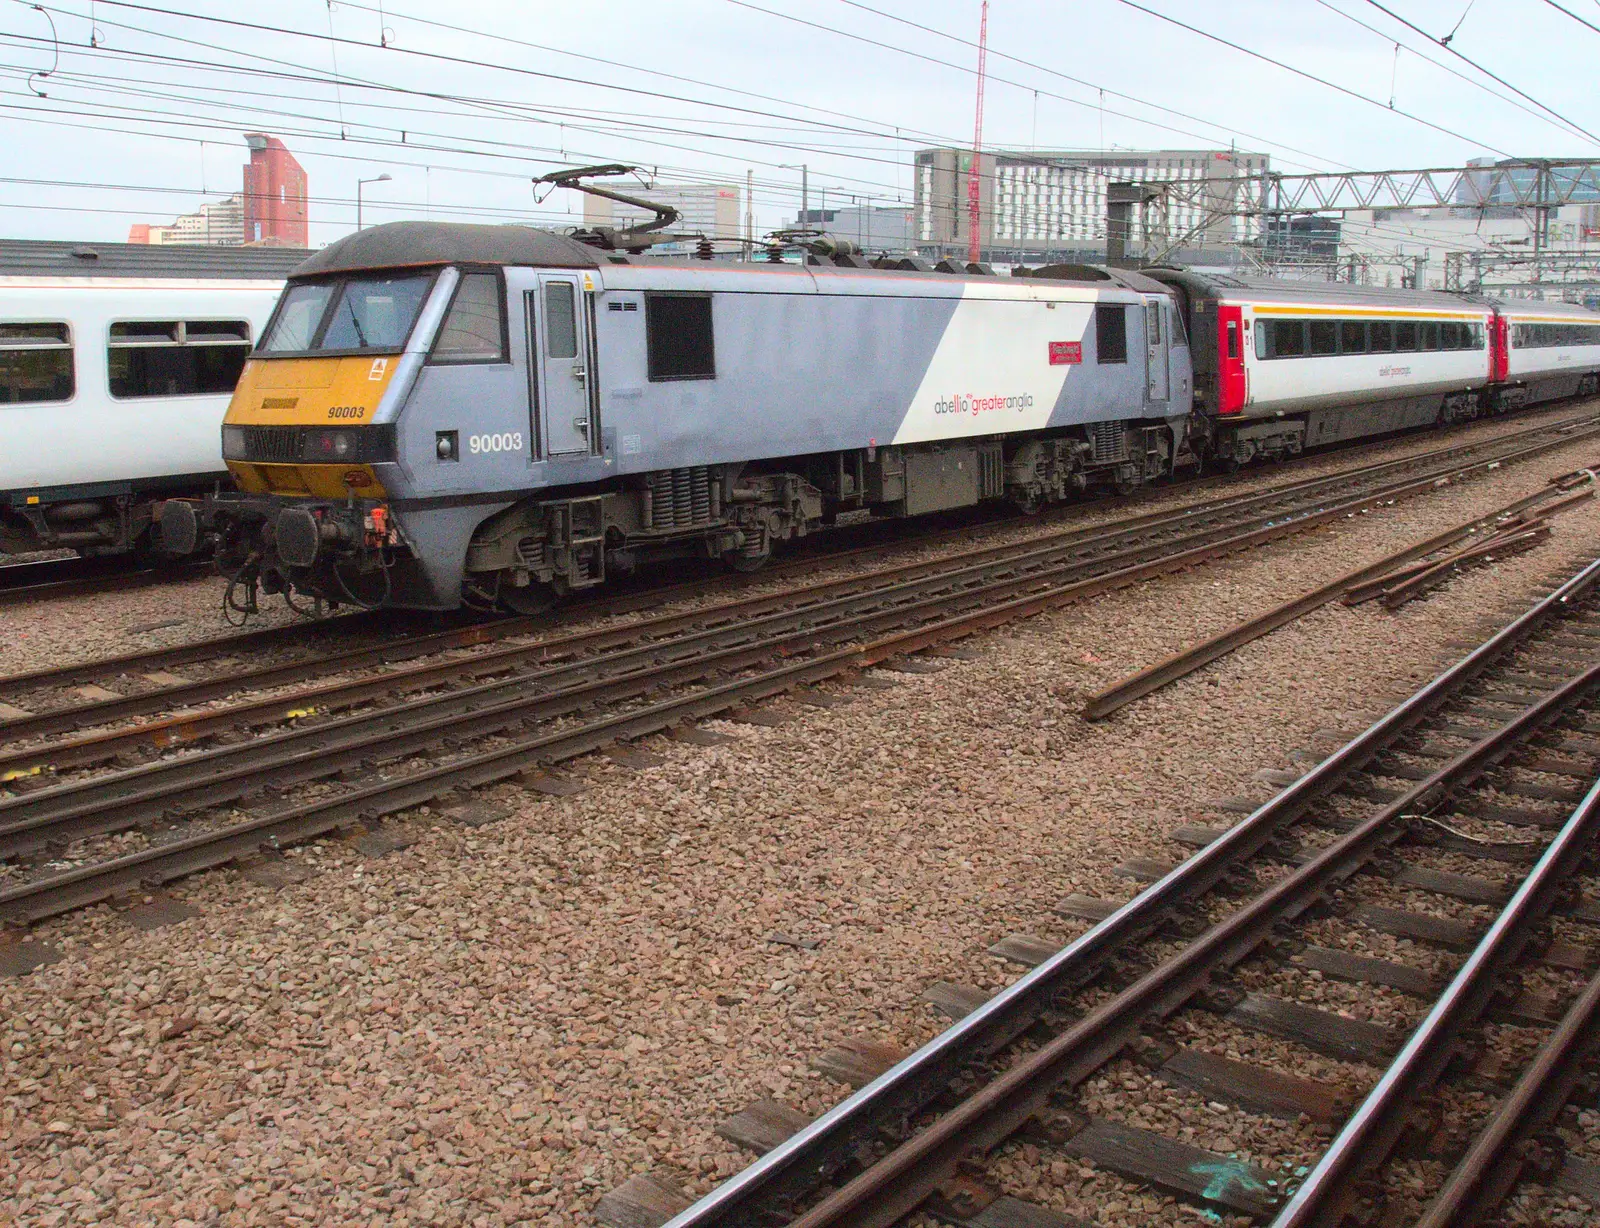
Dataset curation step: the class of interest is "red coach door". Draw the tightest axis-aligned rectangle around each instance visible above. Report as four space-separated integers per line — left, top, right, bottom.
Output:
1216 303 1247 415
1489 314 1510 384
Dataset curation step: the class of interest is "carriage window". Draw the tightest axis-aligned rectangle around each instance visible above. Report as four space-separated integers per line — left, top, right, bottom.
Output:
1145 301 1160 345
646 293 715 380
545 282 578 360
260 282 334 353
108 320 251 399
1341 321 1368 354
1395 321 1418 352
1095 302 1128 364
1307 320 1338 356
1260 319 1305 359
432 273 506 363
1369 321 1394 352
1225 319 1238 359
0 322 74 404
1419 322 1440 351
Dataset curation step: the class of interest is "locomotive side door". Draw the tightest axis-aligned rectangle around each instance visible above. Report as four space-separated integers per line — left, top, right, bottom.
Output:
1143 296 1169 406
531 273 595 456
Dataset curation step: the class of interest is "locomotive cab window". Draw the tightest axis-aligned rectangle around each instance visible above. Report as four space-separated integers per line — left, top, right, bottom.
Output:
646 292 715 381
1095 302 1128 364
108 319 251 399
0 322 74 404
431 272 506 363
260 272 434 355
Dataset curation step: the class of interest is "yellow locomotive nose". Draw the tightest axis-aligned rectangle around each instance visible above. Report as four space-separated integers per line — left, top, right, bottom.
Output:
221 355 396 499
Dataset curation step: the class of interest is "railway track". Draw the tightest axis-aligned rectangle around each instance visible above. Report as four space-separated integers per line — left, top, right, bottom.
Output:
1 411 1599 932
610 556 1600 1228
4 411 1598 779
0 554 212 607
3 406 1597 724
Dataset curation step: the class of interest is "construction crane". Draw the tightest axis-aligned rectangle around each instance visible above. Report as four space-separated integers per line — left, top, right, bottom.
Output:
967 0 989 265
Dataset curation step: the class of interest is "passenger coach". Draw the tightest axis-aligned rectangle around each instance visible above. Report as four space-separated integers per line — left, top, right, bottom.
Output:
1147 269 1500 466
0 240 303 556
1496 299 1600 408
165 222 1194 611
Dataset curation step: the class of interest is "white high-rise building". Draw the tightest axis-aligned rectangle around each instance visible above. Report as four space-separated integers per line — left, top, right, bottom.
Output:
913 148 1269 259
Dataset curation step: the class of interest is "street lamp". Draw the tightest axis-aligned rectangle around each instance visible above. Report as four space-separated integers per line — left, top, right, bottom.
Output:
778 163 808 225
356 173 392 231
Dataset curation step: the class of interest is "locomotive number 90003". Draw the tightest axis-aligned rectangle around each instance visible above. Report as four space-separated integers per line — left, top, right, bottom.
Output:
468 432 524 454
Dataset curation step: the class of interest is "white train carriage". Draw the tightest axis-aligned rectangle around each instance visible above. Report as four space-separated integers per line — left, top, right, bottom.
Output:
0 240 305 555
1494 298 1600 408
1147 270 1497 467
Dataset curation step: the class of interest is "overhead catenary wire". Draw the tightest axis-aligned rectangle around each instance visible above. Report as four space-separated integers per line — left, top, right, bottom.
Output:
1538 0 1600 36
5 4 974 210
830 0 1355 172
1 8 1215 240
0 1 1576 260
1107 0 1525 157
724 0 1336 174
1312 0 1598 145
1359 0 1600 146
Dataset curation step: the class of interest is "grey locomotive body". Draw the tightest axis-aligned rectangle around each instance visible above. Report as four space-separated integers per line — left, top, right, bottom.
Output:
182 223 1192 611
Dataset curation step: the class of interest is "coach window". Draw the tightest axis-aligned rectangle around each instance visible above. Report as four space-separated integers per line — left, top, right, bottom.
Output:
1369 321 1395 353
1095 303 1128 364
1261 319 1305 359
645 293 715 380
1395 322 1418 352
431 272 506 363
1340 321 1368 354
108 320 251 399
0 322 74 404
1419 322 1440 351
1308 320 1338 356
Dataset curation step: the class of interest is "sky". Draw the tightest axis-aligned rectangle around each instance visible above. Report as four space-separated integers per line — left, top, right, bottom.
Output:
1 0 1597 247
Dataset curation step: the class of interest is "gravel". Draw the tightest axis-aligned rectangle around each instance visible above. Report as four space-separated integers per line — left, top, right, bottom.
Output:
4 413 1600 1226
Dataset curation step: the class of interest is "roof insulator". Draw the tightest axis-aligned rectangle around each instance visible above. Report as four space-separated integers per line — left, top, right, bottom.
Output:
70 246 99 260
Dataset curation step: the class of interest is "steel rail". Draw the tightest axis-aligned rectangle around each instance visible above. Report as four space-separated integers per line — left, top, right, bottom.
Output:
4 447 1581 859
0 473 1378 771
776 668 1600 1228
1377 524 1551 610
656 555 1600 1228
2 426 1555 775
4 411 1594 710
0 556 211 607
0 610 384 695
1082 484 1579 720
1412 949 1600 1227
1270 776 1600 1227
13 518 1597 933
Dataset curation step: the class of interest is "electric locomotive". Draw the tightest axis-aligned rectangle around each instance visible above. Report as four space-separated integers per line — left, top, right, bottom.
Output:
163 221 1194 612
